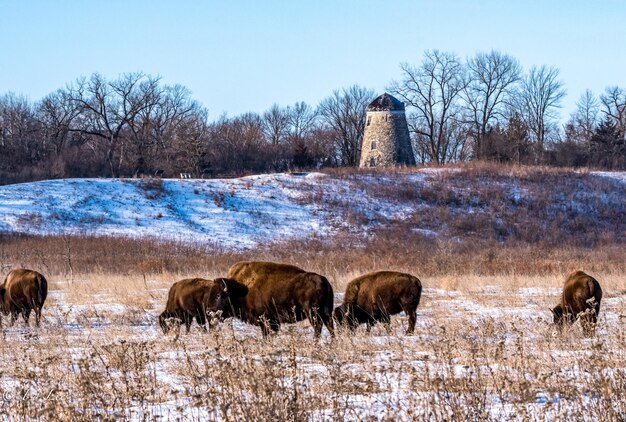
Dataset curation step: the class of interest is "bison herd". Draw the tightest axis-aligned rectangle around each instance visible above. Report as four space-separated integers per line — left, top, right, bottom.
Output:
0 265 605 338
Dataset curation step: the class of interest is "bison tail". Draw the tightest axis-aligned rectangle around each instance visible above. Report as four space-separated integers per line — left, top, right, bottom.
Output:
586 277 601 310
36 274 48 308
326 279 335 314
325 293 334 320
413 277 423 308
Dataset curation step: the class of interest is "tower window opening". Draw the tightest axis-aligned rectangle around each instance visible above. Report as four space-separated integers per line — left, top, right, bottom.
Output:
371 141 377 150
370 157 376 167
366 116 371 126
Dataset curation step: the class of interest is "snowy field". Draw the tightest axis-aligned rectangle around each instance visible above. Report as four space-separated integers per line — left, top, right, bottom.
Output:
1 169 623 249
0 279 624 420
0 172 418 248
0 168 624 420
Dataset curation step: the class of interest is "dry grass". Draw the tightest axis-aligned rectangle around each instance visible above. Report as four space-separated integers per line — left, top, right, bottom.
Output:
0 163 624 419
0 234 624 420
1 233 624 286
0 274 624 420
321 162 626 247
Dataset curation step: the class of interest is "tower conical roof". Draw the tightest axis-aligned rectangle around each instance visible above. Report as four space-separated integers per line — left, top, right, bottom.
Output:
367 93 405 112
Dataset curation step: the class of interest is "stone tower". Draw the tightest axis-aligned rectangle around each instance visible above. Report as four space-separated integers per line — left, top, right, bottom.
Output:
359 93 415 168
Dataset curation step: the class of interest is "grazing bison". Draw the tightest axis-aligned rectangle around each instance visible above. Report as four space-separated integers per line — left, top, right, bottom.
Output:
334 271 422 334
159 277 248 334
0 269 48 327
552 271 602 336
225 261 334 337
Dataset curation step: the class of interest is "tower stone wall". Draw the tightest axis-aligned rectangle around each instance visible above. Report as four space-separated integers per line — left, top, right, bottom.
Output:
359 93 415 168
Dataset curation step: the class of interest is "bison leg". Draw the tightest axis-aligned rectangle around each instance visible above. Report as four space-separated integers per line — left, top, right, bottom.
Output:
323 314 335 338
22 309 31 326
305 308 323 338
403 305 417 335
35 307 43 327
184 314 193 333
406 312 416 335
348 316 359 332
310 316 323 338
580 310 598 337
195 315 208 332
10 312 19 327
400 300 418 335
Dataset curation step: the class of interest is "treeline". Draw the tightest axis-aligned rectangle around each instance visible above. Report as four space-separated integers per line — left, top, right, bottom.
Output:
391 50 625 168
1 50 625 184
0 75 372 184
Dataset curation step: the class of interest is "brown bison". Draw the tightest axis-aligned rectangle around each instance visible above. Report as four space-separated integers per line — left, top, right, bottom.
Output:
0 269 48 327
334 271 422 334
552 271 602 336
159 277 248 334
225 261 334 337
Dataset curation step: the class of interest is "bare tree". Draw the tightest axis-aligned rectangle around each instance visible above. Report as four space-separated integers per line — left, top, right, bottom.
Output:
285 102 319 168
565 90 600 144
463 51 521 158
38 89 82 175
600 86 626 133
0 93 44 182
170 107 210 177
391 50 467 164
128 84 204 176
262 104 290 146
66 72 161 177
207 113 269 174
261 104 291 170
514 65 566 157
287 101 317 141
317 85 374 166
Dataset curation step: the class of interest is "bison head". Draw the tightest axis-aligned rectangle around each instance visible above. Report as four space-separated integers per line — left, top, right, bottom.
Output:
552 304 576 327
552 304 576 329
333 306 347 324
551 304 564 325
333 304 358 330
158 311 172 334
213 278 248 319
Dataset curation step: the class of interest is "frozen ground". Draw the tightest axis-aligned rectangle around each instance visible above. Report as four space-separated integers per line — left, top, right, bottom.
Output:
1 283 623 420
0 174 336 249
0 172 420 248
1 169 623 249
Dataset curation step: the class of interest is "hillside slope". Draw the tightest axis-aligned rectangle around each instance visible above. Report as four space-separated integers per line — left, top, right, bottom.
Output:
0 168 624 249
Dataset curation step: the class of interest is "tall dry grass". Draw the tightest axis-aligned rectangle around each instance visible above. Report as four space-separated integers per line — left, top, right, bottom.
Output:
1 233 624 294
0 284 623 421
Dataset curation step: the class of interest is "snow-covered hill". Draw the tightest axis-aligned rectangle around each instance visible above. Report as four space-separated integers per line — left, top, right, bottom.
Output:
0 169 624 249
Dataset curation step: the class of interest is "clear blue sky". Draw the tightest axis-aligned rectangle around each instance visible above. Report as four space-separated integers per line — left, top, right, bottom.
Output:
1 0 625 122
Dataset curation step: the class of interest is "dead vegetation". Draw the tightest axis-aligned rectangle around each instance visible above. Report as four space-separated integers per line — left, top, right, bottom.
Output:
0 163 624 419
0 279 623 420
